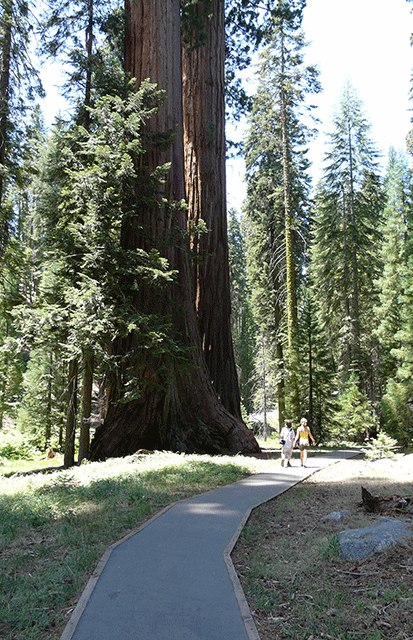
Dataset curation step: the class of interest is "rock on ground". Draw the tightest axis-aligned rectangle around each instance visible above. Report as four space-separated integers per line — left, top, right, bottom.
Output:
338 516 413 560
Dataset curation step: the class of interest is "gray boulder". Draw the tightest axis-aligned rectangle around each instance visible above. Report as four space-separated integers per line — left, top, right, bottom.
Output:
338 517 413 560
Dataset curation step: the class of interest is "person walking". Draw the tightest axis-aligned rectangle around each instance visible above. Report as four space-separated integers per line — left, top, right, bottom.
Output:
293 417 315 467
279 419 295 467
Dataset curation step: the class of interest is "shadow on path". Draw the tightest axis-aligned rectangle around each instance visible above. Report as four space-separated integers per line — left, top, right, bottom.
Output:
61 451 357 640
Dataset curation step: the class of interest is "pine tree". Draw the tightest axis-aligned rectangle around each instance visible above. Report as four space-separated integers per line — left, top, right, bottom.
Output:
38 0 119 126
243 3 320 423
0 0 43 254
311 82 384 394
296 285 337 439
0 105 47 430
331 372 376 443
17 348 66 448
381 220 413 443
375 149 413 386
39 0 126 463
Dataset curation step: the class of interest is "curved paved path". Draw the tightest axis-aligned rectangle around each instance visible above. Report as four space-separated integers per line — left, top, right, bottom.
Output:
61 450 356 640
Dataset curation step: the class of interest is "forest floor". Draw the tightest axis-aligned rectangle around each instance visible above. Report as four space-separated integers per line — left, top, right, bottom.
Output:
232 451 413 640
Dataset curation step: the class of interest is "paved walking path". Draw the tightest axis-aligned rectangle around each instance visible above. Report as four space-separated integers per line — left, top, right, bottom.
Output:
60 450 357 640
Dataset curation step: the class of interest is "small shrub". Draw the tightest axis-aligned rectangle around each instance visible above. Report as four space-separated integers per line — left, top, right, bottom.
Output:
363 432 398 461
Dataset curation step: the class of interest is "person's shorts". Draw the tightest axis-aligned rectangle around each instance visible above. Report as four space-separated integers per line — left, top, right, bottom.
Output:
282 446 293 458
299 442 309 450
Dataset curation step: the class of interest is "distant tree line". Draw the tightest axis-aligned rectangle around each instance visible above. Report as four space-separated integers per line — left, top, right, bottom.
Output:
231 2 413 446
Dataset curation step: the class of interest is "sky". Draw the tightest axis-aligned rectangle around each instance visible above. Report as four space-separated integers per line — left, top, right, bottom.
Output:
226 0 413 211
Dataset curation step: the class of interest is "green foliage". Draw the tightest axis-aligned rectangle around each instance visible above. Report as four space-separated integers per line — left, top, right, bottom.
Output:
296 286 338 439
228 209 256 412
16 347 66 448
310 82 384 396
381 378 413 444
0 431 40 460
372 148 413 444
243 12 320 423
363 431 398 461
38 0 121 110
331 373 376 443
224 0 307 121
15 80 183 394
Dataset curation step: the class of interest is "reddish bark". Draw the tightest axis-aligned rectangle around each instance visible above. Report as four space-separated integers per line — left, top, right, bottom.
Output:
182 0 242 419
89 0 259 458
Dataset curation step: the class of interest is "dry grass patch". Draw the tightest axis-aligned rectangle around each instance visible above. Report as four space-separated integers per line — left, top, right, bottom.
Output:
232 454 413 640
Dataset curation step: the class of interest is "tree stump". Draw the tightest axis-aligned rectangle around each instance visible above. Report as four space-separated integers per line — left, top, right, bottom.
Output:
361 486 411 514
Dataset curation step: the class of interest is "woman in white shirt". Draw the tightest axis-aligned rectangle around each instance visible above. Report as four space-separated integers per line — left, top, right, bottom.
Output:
280 419 295 467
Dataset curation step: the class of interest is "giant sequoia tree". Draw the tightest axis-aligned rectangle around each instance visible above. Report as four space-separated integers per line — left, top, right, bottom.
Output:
89 0 258 457
182 0 241 418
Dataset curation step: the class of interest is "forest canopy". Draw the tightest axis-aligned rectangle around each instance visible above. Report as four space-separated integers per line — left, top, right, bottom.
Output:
1 0 413 467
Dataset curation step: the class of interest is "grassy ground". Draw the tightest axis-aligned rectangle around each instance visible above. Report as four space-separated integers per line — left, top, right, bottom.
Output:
232 452 413 640
0 449 276 640
3 439 409 640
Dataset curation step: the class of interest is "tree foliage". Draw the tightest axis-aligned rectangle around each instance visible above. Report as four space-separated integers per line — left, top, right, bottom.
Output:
243 6 320 423
310 83 384 391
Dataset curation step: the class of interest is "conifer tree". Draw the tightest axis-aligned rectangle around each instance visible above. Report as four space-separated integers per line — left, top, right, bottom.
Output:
296 285 337 439
182 0 242 418
228 209 256 413
380 157 413 443
243 2 320 423
311 82 384 395
331 372 376 443
0 2 43 429
0 105 47 430
375 148 413 386
39 0 125 462
0 0 43 252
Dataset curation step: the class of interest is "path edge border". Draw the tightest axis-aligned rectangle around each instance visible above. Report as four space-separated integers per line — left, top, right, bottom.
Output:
223 482 301 640
223 451 360 640
60 451 358 640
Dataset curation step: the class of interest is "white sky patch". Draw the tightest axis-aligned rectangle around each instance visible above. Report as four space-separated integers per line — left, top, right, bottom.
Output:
226 0 413 210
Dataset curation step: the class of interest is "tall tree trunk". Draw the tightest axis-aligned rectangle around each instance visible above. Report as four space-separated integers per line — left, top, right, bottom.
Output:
80 0 95 444
276 339 285 431
341 186 352 373
261 336 268 440
182 0 242 419
307 303 314 430
0 0 12 251
64 358 78 468
89 0 258 458
78 352 93 462
45 352 53 448
83 0 94 131
348 123 361 366
280 26 299 421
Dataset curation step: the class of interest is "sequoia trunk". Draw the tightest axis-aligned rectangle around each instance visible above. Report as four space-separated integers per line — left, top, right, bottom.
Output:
182 0 242 419
89 0 258 458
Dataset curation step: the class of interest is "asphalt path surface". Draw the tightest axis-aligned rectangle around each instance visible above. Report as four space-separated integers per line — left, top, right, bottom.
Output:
61 450 357 640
